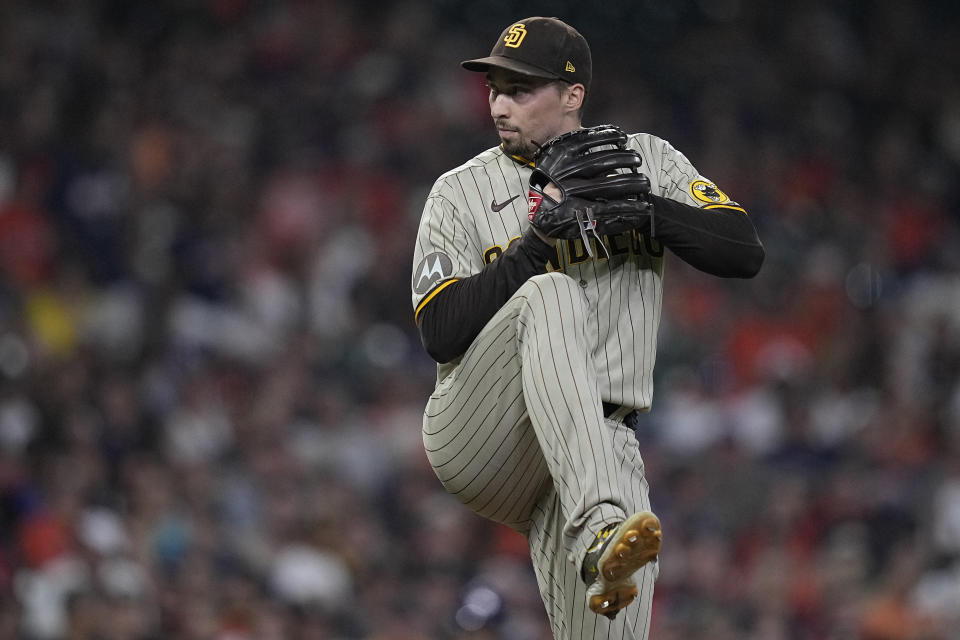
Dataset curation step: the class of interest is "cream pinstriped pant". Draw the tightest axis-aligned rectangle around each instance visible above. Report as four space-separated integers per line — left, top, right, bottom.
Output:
422 272 657 640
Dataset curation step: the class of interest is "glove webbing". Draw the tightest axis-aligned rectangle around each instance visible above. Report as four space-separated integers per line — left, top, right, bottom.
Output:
577 201 655 260
578 207 610 260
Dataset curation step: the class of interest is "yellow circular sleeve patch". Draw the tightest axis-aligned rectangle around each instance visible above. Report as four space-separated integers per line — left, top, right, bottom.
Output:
689 180 730 205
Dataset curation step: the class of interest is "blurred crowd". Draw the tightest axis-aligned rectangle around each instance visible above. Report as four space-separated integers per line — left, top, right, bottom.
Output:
0 0 958 638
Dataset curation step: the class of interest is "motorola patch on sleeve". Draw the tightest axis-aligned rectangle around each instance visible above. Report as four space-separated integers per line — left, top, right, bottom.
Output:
413 252 454 295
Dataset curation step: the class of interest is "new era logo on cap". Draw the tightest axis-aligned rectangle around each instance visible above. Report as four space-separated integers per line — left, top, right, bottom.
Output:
461 17 592 90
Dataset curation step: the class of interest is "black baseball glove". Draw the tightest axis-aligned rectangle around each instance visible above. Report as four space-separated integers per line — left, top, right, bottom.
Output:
527 125 653 255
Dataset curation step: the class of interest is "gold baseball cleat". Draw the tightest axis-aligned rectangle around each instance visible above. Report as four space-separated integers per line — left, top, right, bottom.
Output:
582 511 662 619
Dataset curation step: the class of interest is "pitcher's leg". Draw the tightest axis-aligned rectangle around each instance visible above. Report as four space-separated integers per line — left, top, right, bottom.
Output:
528 420 659 640
422 289 551 531
424 272 648 535
422 271 612 532
423 272 661 627
515 273 636 554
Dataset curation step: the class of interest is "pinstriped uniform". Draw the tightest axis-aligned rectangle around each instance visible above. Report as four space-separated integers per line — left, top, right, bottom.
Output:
412 133 732 639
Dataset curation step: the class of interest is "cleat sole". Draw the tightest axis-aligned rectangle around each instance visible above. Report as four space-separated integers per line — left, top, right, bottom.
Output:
586 511 662 617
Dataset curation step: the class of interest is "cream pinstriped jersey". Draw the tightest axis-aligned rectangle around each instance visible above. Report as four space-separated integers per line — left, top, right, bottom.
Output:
412 132 740 409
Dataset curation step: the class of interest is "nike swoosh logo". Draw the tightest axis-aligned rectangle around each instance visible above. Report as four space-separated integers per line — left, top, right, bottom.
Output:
490 194 520 212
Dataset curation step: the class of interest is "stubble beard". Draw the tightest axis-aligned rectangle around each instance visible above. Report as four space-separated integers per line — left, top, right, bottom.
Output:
500 136 538 161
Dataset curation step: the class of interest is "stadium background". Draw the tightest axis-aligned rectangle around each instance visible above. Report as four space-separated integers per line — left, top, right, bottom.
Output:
0 1 958 638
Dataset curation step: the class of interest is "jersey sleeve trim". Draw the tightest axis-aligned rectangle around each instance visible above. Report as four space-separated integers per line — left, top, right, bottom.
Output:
415 278 460 323
704 203 747 214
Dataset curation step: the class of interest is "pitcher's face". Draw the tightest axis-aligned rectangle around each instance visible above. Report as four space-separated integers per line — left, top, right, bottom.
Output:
487 68 577 160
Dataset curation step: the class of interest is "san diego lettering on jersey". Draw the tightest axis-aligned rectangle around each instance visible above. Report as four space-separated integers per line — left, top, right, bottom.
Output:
482 228 663 269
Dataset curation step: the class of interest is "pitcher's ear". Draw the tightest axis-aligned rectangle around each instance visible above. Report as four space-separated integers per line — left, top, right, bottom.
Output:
564 83 585 113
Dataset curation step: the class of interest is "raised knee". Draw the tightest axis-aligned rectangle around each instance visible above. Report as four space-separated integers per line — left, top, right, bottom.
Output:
517 272 589 313
520 272 581 298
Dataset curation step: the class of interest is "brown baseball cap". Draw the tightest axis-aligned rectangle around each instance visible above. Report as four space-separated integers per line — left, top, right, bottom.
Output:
461 17 592 90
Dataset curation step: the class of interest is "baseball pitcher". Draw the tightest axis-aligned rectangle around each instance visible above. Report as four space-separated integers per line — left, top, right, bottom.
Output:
411 16 764 639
